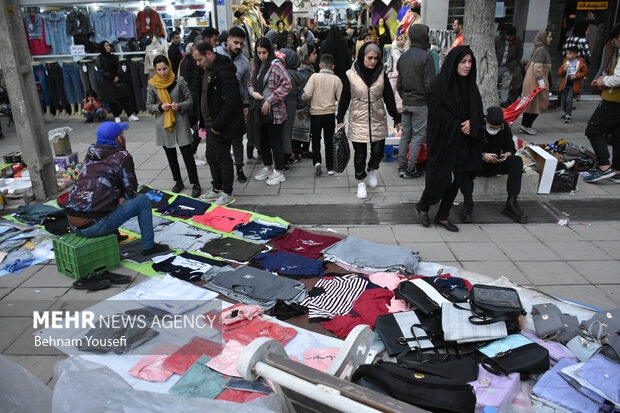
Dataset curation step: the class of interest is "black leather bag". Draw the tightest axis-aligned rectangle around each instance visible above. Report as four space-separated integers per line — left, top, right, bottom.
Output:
352 362 476 413
395 281 440 315
398 353 479 382
479 342 549 377
375 312 436 356
467 284 526 333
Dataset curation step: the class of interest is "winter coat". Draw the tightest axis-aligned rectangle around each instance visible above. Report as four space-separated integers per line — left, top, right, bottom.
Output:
145 77 194 148
522 30 552 115
95 52 121 104
396 24 435 107
215 43 251 106
64 144 137 218
495 35 523 72
178 50 204 122
558 56 588 94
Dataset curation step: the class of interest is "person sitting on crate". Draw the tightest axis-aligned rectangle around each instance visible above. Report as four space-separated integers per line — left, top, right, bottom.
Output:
64 122 169 256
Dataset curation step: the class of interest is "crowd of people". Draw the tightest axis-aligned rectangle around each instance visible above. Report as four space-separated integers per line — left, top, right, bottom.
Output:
72 14 620 234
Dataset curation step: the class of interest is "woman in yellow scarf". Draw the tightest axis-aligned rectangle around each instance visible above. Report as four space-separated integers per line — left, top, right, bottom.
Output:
146 55 202 197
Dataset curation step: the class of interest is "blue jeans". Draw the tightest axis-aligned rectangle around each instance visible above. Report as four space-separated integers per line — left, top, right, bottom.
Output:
561 84 574 116
69 195 155 249
32 64 50 107
82 108 106 121
62 62 84 104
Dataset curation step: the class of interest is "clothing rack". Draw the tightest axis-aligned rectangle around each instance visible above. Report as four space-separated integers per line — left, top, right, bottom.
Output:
31 51 146 59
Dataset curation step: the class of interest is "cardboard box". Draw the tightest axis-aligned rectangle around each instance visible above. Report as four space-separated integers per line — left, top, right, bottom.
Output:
526 146 558 194
54 152 79 170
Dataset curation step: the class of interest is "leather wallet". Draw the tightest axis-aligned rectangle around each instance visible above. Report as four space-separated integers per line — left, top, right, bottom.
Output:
531 303 564 339
556 314 580 343
566 336 602 362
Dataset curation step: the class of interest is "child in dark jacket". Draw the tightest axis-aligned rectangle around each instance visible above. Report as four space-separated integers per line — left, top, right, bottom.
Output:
558 46 588 123
82 90 108 123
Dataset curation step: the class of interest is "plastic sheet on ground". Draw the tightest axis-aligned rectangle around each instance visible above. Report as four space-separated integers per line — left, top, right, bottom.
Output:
0 355 52 413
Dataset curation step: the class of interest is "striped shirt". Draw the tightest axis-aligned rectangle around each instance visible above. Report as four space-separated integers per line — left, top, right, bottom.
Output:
300 274 367 319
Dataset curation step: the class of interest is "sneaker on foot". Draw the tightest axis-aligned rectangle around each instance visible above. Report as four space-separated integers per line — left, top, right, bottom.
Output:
266 170 285 185
398 166 407 178
315 163 322 176
142 243 169 256
114 117 121 124
584 167 616 183
564 115 571 123
520 126 537 135
560 113 566 120
327 170 335 175
368 170 378 187
128 114 140 121
254 166 272 181
609 173 620 184
215 192 236 206
194 155 208 166
201 188 220 200
357 182 367 199
402 167 423 179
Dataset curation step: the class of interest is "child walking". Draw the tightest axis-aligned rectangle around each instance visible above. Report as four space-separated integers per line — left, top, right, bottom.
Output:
558 46 588 123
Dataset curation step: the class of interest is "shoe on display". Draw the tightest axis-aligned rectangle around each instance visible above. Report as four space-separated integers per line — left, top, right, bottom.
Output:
215 192 236 206
368 170 378 187
357 182 367 199
129 114 140 121
266 170 285 185
315 163 322 176
254 166 272 181
201 188 220 200
584 167 615 183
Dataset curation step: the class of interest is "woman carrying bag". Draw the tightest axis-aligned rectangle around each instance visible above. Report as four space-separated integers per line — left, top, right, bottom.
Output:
520 30 553 135
337 42 401 199
146 55 202 198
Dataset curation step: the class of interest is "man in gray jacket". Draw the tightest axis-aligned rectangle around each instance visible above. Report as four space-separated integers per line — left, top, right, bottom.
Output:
396 24 435 179
215 26 251 183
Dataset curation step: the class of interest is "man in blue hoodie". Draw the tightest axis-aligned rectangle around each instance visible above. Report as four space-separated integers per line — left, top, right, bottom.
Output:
64 122 168 255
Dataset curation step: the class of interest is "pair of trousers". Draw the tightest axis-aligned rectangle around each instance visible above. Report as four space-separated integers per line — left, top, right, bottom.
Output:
460 156 524 208
498 66 513 103
61 62 84 104
232 134 244 167
522 113 538 128
418 171 468 221
586 100 620 170
118 59 138 116
69 194 155 249
281 99 297 155
45 62 69 113
32 64 50 107
163 144 199 185
205 130 234 194
246 109 261 156
130 59 147 111
561 84 574 116
352 140 384 181
260 123 284 170
399 105 427 169
83 108 106 121
78 60 100 97
310 114 335 170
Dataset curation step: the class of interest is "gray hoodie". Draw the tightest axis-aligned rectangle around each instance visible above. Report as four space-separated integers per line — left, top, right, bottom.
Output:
396 24 436 107
215 43 250 106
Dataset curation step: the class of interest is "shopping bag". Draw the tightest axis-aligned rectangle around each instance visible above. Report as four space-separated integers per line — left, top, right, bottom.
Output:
292 108 310 143
332 126 350 173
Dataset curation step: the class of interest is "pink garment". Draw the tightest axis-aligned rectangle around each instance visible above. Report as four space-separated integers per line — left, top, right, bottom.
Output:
128 343 179 382
387 297 410 313
369 272 406 291
193 205 252 233
222 304 264 325
303 348 339 372
162 337 224 375
223 319 298 347
216 389 267 403
207 340 246 377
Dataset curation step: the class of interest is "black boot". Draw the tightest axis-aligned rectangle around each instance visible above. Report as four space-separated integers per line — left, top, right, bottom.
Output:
237 166 248 183
191 183 202 198
172 180 184 193
503 196 528 223
461 203 473 224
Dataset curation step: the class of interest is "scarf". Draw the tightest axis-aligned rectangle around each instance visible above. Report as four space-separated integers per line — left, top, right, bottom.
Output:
148 55 176 131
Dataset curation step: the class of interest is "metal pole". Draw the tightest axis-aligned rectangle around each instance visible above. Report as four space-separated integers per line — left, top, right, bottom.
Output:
0 1 58 200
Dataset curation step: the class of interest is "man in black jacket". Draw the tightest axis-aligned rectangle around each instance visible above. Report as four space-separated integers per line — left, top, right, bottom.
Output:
495 25 523 107
192 41 245 206
460 107 528 223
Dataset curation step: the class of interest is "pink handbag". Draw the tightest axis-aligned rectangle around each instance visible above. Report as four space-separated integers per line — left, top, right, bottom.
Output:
469 366 520 413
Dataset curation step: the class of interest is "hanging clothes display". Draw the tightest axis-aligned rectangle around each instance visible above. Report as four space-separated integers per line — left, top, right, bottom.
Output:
78 59 100 96
114 9 137 40
89 9 117 43
136 6 166 40
144 37 166 79
44 11 71 54
24 13 51 55
61 61 84 105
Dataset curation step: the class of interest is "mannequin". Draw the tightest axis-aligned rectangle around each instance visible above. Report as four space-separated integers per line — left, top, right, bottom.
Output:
32 61 52 119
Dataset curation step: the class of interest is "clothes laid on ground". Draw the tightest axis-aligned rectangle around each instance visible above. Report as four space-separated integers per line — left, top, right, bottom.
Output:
151 252 228 281
119 239 174 264
271 228 341 259
300 274 368 320
368 272 407 290
252 251 325 278
162 337 224 375
78 318 159 354
169 355 228 399
204 266 307 310
269 300 309 320
221 304 264 325
0 229 37 252
222 319 298 347
200 237 267 262
321 236 420 274
233 218 289 243
206 339 245 377
441 302 508 343
156 196 210 218
128 343 179 382
121 215 171 234
224 378 272 394
303 347 340 372
216 389 267 403
192 205 252 233
153 221 221 252
137 186 174 208
14 204 62 224
321 288 393 338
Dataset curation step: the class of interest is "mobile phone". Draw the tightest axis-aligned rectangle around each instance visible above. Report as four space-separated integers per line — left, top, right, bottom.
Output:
497 155 505 161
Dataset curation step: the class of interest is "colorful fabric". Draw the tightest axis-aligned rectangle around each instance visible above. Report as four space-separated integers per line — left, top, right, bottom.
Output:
303 348 339 372
223 319 297 347
162 337 224 375
300 274 368 320
271 228 341 259
192 205 252 233
233 218 288 243
221 305 264 325
169 355 228 399
252 251 324 278
156 196 210 218
128 343 179 382
206 340 246 377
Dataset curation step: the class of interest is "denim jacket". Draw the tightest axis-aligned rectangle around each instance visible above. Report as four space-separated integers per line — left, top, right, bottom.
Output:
44 13 71 54
23 14 44 40
89 10 117 43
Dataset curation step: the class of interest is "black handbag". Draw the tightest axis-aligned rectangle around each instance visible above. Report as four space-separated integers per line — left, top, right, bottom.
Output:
466 284 526 333
395 281 440 315
352 362 476 413
332 126 350 173
479 342 549 377
398 353 479 382
375 312 436 356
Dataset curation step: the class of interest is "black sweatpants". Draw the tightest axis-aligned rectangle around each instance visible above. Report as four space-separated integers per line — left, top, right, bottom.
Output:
163 144 199 185
586 100 620 170
260 123 284 170
521 112 539 128
205 130 234 195
352 140 384 181
311 114 335 170
460 156 523 207
418 171 468 221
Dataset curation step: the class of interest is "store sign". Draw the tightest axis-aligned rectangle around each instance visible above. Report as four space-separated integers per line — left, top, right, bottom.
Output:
576 1 608 10
70 45 85 62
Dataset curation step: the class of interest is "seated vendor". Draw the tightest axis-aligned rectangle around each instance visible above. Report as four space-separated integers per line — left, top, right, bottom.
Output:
64 122 169 255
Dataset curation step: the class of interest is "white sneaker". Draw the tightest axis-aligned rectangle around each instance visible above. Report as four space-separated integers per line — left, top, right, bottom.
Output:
128 114 140 122
368 170 378 187
200 188 220 200
327 170 335 176
357 182 367 199
194 155 208 166
214 192 236 206
114 117 121 124
266 170 285 185
315 163 322 176
254 166 272 181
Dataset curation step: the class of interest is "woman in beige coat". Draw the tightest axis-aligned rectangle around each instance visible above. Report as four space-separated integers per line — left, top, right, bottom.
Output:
520 30 553 135
337 42 401 199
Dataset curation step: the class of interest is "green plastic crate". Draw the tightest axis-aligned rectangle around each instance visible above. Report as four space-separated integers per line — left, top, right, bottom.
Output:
53 233 120 279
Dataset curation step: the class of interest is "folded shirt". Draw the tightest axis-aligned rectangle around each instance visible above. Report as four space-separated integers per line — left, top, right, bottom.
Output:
156 195 210 218
233 218 289 243
200 237 267 262
271 228 341 259
252 250 324 278
193 205 251 233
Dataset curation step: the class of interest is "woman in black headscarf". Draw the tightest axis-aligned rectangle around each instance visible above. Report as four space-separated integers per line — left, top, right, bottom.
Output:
321 24 351 81
95 41 122 121
416 45 484 232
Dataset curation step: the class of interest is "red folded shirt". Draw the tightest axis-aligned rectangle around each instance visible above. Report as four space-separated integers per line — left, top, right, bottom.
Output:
271 228 341 259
